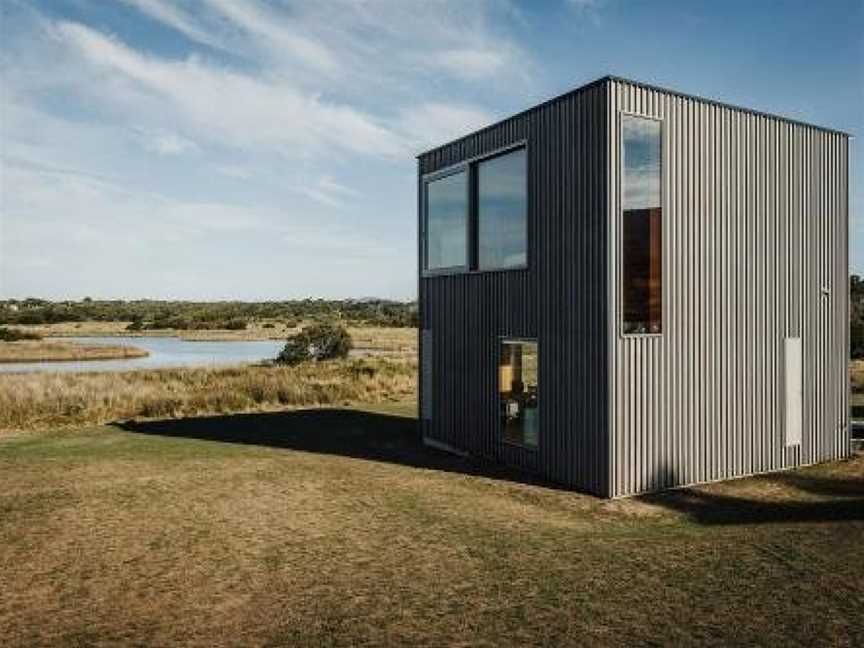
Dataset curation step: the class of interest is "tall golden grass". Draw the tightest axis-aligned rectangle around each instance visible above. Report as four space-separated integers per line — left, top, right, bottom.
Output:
0 358 416 433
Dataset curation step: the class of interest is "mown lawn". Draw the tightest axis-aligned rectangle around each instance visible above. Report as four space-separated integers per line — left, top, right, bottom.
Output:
1 403 862 647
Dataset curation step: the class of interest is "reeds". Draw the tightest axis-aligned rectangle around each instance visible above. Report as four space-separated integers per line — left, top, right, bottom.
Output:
0 357 416 432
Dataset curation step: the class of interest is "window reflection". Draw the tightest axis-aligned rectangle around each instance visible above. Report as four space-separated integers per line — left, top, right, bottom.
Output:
478 149 527 269
500 340 538 447
622 116 662 334
425 171 467 270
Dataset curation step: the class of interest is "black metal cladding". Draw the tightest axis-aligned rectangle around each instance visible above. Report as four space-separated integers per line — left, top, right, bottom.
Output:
418 81 610 495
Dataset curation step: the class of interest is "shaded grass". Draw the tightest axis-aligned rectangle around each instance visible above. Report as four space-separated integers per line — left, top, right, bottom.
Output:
0 358 416 433
0 405 862 647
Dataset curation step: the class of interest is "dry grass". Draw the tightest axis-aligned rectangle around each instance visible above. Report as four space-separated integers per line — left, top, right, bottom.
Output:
0 407 861 647
0 358 416 433
12 321 419 348
0 340 148 363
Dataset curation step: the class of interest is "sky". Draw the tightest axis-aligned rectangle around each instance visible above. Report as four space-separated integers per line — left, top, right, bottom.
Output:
1 0 862 300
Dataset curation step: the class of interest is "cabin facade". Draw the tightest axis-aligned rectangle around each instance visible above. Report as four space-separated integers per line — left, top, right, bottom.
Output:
417 76 850 497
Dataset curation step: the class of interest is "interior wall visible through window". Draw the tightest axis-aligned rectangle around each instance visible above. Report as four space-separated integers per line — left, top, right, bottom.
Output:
621 115 662 334
499 340 538 448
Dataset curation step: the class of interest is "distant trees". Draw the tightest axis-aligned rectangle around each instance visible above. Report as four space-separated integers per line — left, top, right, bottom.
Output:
276 322 353 365
0 298 418 329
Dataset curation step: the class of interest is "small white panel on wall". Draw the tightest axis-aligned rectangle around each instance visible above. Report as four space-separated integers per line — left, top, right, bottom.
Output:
784 337 802 447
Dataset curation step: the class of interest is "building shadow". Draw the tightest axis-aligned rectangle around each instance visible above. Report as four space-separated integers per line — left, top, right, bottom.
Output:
639 460 864 526
112 407 565 491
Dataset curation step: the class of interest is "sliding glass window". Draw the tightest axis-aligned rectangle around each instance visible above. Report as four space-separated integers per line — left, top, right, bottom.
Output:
621 115 662 334
477 148 527 269
425 170 468 271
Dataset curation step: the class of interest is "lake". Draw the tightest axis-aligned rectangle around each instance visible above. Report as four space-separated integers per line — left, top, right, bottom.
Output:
0 336 286 374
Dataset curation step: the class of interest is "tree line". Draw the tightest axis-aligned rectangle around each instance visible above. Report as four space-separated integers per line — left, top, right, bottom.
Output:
0 298 419 330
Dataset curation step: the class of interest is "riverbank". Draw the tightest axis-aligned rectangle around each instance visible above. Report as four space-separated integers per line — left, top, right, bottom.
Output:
0 357 416 433
0 340 149 363
6 321 418 351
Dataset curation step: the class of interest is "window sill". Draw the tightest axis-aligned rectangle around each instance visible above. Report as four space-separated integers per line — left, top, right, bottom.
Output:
501 439 539 452
422 264 529 279
620 332 663 339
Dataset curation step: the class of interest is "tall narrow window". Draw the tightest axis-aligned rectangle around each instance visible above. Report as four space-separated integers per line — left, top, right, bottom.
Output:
478 148 527 269
622 115 662 334
425 170 467 270
499 340 538 448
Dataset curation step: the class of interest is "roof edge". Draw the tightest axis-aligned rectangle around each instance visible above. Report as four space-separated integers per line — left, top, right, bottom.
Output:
417 75 850 160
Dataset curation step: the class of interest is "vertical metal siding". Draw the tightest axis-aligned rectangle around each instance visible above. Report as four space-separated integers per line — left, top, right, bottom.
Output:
608 79 850 496
418 83 609 494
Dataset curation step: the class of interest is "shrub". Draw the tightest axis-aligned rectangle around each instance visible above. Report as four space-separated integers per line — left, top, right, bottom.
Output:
223 318 248 330
0 326 42 341
276 322 353 365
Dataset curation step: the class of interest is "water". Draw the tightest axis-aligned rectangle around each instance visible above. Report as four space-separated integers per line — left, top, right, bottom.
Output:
0 336 286 374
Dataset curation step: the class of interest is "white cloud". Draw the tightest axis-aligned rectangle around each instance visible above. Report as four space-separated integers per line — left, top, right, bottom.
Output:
54 22 407 158
203 0 340 74
295 176 359 208
120 0 226 52
214 165 251 180
439 48 508 79
398 103 496 152
141 132 199 155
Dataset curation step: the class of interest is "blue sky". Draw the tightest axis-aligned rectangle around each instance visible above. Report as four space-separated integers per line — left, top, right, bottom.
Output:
1 0 861 300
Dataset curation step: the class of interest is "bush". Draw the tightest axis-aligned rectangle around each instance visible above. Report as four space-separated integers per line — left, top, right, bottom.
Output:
223 318 248 330
0 326 42 341
276 322 353 365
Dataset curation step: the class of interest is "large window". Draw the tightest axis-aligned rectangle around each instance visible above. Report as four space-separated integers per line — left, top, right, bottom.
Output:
422 145 527 275
478 149 527 269
499 340 538 448
425 170 468 270
621 115 662 334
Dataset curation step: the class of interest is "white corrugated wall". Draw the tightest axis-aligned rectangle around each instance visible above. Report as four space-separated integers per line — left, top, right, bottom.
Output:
607 79 850 497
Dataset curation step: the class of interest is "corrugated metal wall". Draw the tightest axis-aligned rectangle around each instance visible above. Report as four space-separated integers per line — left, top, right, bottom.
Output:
607 79 850 496
418 81 610 494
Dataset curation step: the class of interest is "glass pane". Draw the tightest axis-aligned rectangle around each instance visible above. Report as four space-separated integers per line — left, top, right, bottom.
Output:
478 149 527 269
425 171 467 270
500 341 538 447
622 116 662 334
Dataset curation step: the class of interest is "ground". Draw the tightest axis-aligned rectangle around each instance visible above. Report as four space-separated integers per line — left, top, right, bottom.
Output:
1 403 862 647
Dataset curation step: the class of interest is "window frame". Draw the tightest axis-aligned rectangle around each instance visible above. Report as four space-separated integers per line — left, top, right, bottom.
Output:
618 111 665 338
420 141 529 278
498 336 540 451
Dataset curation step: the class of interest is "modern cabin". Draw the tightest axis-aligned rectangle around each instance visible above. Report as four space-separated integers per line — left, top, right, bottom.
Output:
417 76 850 497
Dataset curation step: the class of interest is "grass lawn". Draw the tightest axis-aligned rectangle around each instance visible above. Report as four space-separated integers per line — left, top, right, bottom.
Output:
1 403 862 647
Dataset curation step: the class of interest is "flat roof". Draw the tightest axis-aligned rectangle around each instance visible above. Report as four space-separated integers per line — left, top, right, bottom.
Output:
417 75 850 159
